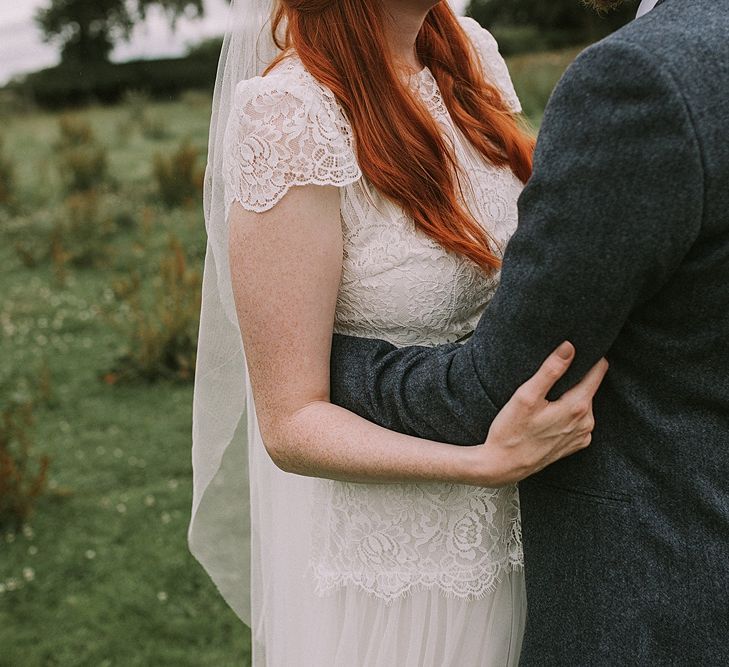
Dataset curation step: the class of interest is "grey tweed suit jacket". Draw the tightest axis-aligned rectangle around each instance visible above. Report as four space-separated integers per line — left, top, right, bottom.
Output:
328 0 729 663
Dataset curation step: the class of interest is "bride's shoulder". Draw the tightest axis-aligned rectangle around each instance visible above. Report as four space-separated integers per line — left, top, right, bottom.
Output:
457 15 500 49
228 52 357 145
223 53 361 213
231 52 339 118
455 16 522 113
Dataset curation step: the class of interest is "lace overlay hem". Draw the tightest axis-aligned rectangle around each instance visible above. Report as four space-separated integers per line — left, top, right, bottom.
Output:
308 479 524 604
308 558 524 605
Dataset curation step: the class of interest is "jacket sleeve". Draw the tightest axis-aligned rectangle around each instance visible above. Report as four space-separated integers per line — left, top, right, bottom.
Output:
329 38 704 445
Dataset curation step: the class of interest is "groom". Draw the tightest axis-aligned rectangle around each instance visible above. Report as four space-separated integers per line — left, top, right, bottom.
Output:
329 0 729 663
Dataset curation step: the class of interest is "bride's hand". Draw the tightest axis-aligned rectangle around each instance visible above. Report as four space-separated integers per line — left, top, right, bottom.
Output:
467 341 608 487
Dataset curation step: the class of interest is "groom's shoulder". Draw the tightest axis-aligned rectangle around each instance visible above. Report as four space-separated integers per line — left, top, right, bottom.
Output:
553 0 728 112
549 33 671 109
612 0 725 55
566 0 728 83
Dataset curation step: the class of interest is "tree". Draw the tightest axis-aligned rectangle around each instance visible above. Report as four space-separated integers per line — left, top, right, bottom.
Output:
35 0 206 65
466 0 635 49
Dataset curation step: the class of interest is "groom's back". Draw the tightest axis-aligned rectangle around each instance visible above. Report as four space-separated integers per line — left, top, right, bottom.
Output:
624 0 729 501
519 0 729 664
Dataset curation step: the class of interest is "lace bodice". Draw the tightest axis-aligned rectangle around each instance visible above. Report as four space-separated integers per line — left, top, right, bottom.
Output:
222 16 525 602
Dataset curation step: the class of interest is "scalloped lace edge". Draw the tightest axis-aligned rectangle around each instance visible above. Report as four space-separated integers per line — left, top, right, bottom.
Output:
307 559 524 605
225 167 363 214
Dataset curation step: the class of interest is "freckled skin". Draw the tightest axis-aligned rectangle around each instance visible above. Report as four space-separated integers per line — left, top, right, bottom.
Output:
227 1 605 487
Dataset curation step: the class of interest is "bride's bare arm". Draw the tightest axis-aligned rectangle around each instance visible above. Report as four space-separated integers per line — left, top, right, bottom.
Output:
228 183 606 487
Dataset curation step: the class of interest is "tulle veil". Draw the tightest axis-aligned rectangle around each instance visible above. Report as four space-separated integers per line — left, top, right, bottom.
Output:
186 0 280 626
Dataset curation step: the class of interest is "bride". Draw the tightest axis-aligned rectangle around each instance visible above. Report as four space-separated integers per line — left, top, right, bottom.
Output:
188 0 608 665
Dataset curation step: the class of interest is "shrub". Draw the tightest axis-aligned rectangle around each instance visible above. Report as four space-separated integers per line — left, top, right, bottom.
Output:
115 117 135 145
14 242 44 269
104 233 202 383
10 209 53 268
122 88 151 125
185 36 224 61
116 89 170 141
152 139 204 208
506 47 583 125
55 115 109 193
488 25 582 56
0 87 35 117
0 399 51 531
179 89 212 110
466 0 635 54
115 89 147 143
0 135 16 209
11 191 130 279
106 192 138 231
49 189 118 285
140 113 170 141
13 54 217 110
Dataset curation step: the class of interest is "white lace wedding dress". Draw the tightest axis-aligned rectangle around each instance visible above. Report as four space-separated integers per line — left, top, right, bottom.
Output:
221 16 526 667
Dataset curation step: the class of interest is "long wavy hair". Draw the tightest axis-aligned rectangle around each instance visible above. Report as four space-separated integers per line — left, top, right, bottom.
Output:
265 0 535 273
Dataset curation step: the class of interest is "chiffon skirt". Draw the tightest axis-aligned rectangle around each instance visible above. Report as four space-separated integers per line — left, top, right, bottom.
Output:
248 409 526 666
252 569 526 666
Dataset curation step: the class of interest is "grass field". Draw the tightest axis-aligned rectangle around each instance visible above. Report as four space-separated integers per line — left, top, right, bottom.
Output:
509 46 585 126
0 47 579 667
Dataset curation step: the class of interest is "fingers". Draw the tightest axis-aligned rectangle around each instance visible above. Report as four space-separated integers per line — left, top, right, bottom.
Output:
563 357 610 404
516 341 575 404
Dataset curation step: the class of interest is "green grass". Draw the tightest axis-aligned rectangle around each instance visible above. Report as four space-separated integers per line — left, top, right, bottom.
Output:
0 49 578 666
507 46 584 127
0 94 250 667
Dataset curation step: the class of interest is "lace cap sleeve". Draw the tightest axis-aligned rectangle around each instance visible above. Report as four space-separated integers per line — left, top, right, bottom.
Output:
458 16 522 114
221 61 362 213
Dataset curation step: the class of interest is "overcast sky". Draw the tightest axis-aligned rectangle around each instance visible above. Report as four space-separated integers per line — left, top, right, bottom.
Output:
0 0 468 85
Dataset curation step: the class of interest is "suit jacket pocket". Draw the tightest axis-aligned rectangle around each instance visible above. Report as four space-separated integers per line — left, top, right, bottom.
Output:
518 477 645 664
523 477 633 509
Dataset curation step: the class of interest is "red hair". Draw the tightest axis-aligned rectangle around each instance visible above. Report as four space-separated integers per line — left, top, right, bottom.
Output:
266 0 535 273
